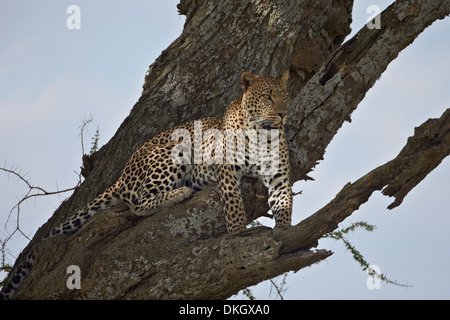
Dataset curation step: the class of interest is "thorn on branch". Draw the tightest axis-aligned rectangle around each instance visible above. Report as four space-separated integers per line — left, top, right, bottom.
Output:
0 163 82 268
1 117 100 269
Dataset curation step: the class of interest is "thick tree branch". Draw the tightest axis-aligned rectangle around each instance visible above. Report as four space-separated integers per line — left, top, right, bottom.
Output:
7 0 450 299
14 0 354 257
15 108 448 299
16 187 332 299
287 0 450 182
276 108 450 255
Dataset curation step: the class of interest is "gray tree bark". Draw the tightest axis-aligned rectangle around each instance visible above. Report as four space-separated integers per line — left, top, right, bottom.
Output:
8 0 450 299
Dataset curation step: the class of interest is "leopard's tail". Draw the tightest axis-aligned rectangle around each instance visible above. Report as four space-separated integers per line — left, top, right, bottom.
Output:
0 251 34 300
0 184 122 300
45 183 122 238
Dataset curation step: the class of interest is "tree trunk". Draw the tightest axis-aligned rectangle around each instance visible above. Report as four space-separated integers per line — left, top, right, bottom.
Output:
9 0 450 299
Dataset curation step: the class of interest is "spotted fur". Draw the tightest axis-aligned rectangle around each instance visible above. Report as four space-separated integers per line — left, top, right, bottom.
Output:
0 71 293 299
49 71 292 235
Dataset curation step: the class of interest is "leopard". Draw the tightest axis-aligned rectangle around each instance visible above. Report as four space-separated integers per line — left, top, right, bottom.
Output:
0 71 292 299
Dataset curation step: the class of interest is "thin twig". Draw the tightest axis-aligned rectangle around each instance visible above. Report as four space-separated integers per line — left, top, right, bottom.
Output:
79 116 93 157
0 118 96 268
269 274 287 300
1 167 82 230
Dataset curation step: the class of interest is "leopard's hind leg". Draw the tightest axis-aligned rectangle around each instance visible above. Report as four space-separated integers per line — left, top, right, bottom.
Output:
131 142 194 216
134 186 192 216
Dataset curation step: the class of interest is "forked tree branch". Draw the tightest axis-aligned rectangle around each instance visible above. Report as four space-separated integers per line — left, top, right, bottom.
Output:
6 0 450 299
287 0 450 182
276 108 450 255
13 108 449 299
0 167 81 241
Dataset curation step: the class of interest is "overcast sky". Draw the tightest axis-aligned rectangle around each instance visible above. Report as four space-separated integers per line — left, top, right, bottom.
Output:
1 1 449 299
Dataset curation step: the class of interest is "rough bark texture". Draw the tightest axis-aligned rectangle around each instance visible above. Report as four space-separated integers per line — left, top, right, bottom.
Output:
276 108 450 255
8 0 450 299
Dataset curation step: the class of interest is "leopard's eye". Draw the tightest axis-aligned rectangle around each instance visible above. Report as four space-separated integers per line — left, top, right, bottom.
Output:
262 94 271 100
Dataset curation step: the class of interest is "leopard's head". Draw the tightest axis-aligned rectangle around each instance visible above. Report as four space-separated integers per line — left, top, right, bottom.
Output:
241 71 290 129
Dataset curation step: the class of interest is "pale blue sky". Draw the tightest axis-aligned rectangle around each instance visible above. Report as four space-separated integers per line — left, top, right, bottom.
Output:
1 1 449 299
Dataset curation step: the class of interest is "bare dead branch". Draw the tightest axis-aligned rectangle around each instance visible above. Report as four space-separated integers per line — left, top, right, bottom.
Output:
79 116 94 157
0 117 101 267
292 190 302 197
0 166 82 259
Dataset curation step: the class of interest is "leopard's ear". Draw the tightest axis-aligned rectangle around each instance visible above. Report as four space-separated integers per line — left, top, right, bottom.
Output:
241 72 256 92
280 70 289 89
